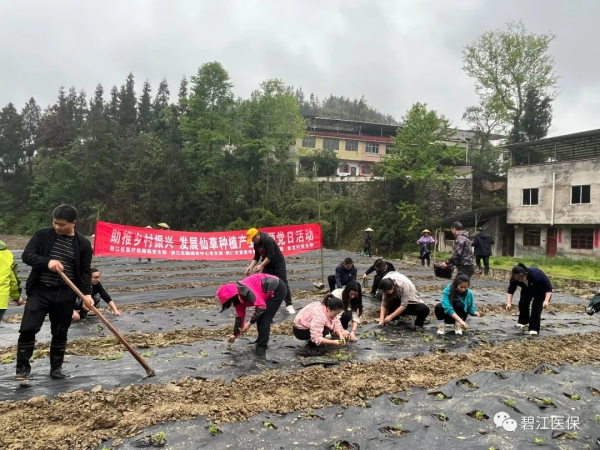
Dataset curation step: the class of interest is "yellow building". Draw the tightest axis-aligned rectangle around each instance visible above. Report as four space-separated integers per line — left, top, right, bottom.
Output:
293 116 478 180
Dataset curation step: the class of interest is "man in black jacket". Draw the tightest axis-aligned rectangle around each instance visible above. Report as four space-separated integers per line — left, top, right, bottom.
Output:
363 258 395 297
73 268 121 320
245 228 295 314
472 228 495 275
327 257 357 292
16 205 93 381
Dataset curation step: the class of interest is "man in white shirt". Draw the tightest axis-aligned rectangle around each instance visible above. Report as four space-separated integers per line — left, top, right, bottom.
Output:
378 271 430 330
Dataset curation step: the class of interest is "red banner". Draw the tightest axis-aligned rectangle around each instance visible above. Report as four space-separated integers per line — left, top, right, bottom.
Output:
93 221 322 260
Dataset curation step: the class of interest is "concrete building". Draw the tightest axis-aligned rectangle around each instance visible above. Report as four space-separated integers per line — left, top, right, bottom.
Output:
292 116 481 181
506 129 600 259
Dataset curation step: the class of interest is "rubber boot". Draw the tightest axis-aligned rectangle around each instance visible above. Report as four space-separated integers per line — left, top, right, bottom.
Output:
254 345 267 360
49 343 68 379
15 341 35 380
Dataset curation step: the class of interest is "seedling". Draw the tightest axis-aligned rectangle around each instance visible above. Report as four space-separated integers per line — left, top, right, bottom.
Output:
333 349 354 361
96 325 104 333
595 414 600 424
389 395 407 405
376 335 389 342
208 425 222 436
475 410 485 421
2 357 14 364
262 421 276 429
436 393 445 400
438 413 448 422
142 352 151 358
541 398 553 406
152 431 167 445
143 317 150 323
198 350 208 357
102 352 123 361
534 437 544 444
570 394 580 401
395 423 403 431
360 330 369 339
421 334 433 343
504 398 516 408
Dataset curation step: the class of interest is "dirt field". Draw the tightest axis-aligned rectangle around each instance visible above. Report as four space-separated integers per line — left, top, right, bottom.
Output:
0 245 597 449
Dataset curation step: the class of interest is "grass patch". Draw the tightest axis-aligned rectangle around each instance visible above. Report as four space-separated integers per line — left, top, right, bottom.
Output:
411 252 600 281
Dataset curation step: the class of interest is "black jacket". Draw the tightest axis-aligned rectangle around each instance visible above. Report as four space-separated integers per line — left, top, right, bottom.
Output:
253 233 285 269
92 281 113 303
22 228 93 295
365 261 395 278
472 233 495 257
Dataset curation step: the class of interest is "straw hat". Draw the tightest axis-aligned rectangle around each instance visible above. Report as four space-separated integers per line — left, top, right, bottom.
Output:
422 229 431 234
364 227 374 232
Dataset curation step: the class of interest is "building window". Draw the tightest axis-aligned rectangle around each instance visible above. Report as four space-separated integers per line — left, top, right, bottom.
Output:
339 163 349 173
571 185 591 204
571 228 593 250
365 142 380 154
523 228 541 246
386 145 397 155
345 140 358 151
522 188 539 206
301 136 316 148
323 139 339 151
361 165 373 176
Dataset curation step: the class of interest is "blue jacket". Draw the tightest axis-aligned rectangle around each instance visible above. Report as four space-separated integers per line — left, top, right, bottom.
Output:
334 263 357 289
507 267 552 297
441 284 477 316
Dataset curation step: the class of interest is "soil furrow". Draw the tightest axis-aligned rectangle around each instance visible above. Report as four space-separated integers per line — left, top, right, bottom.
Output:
0 332 598 450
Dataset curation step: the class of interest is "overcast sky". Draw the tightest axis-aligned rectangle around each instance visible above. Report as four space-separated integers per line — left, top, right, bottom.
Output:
0 0 597 136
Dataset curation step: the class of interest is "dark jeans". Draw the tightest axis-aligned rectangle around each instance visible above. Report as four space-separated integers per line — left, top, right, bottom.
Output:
293 325 332 346
340 310 352 330
255 282 287 349
519 289 548 333
74 294 102 318
363 246 372 257
371 275 383 296
420 252 431 266
327 275 337 292
384 297 430 327
263 264 292 306
475 256 490 275
17 285 76 373
456 265 475 279
434 301 468 324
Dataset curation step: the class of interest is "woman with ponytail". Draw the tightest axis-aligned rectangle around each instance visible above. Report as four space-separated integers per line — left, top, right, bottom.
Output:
435 273 483 335
506 263 553 335
293 295 349 348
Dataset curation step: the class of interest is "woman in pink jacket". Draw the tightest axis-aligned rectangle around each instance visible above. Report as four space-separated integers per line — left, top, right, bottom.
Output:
293 295 349 350
217 273 287 360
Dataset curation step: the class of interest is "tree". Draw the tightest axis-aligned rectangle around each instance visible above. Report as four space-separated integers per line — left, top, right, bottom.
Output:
118 73 137 131
462 21 558 141
514 88 552 143
137 80 153 132
0 103 23 177
21 98 41 175
153 79 170 121
177 77 189 116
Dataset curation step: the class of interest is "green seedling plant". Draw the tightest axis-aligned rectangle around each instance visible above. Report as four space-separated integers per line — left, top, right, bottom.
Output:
395 423 403 431
141 352 151 358
152 431 167 445
534 437 544 444
360 330 369 339
198 350 208 357
2 357 14 364
262 421 275 429
143 317 150 323
421 334 433 343
102 352 123 361
208 425 222 436
541 398 553 406
436 393 445 400
504 398 516 408
438 413 448 422
595 415 600 424
475 410 485 421
570 394 580 401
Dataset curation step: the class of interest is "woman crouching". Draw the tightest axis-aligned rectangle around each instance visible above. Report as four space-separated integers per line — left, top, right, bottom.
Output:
293 295 349 350
435 273 483 335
